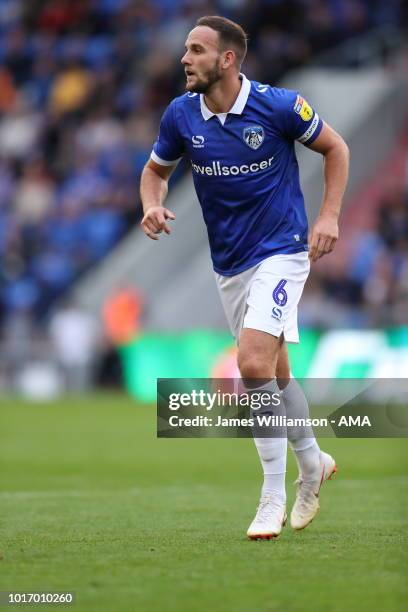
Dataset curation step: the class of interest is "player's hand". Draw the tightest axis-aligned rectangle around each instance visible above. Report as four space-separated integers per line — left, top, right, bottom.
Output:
141 206 176 240
308 214 339 262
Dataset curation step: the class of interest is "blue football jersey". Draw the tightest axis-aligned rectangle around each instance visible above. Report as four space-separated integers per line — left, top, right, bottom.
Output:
151 74 323 276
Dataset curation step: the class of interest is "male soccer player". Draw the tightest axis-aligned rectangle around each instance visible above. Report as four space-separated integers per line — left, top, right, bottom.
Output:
140 15 349 539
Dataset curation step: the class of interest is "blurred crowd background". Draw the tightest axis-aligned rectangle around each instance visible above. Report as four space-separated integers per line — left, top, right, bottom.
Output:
0 0 407 395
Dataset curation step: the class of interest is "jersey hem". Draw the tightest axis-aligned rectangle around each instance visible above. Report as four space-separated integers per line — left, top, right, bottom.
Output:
213 246 309 277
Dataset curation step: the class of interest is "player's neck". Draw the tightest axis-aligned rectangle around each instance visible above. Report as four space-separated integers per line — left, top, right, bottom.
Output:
203 74 242 115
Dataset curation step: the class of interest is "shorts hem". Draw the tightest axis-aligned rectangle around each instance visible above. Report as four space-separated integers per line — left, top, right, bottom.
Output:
243 319 299 344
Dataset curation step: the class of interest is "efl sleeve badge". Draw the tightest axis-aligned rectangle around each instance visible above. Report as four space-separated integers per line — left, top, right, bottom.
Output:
294 94 314 121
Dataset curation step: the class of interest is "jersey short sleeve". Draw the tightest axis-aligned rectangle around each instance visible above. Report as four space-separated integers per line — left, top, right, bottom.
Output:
280 90 323 145
151 101 185 166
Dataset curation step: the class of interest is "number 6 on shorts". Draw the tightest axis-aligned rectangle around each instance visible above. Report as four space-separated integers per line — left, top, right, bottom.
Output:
272 279 288 306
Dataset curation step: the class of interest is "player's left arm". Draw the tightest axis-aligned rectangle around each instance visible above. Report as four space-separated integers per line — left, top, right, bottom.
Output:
305 122 350 262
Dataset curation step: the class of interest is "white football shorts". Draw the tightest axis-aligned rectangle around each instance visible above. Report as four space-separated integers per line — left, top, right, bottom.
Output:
215 252 310 344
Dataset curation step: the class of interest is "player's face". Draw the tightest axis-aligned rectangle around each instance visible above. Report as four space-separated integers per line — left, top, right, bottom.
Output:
181 26 223 94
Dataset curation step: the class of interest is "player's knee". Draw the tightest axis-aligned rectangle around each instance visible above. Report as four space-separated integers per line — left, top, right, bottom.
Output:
238 352 273 381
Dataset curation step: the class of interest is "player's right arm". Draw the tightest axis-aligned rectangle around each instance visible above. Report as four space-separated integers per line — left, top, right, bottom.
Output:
140 160 176 240
278 89 349 261
140 100 185 240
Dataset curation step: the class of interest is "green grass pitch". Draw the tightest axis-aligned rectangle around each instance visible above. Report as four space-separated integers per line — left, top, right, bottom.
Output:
1 393 407 611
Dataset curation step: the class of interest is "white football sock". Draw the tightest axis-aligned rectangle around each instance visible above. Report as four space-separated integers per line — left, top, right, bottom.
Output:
292 440 321 481
249 379 287 505
281 378 321 481
254 437 287 503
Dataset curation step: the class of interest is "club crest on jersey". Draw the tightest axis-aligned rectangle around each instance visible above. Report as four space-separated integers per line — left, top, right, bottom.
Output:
243 125 264 150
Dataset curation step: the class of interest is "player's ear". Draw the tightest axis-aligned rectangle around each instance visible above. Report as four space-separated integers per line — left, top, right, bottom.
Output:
222 50 235 69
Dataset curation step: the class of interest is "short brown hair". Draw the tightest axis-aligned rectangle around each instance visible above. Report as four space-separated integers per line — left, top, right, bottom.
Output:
196 15 247 67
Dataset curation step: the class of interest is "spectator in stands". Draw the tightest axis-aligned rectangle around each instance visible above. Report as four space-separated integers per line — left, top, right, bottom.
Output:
49 299 101 392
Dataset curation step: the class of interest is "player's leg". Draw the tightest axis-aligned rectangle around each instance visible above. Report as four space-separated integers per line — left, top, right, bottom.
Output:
276 342 337 530
238 328 287 539
276 342 321 479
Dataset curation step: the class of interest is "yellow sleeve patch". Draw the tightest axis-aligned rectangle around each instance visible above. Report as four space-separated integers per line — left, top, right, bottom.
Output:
294 94 314 121
300 99 313 121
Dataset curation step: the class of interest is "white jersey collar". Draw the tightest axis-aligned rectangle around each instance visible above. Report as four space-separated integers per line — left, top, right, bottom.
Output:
200 73 251 121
